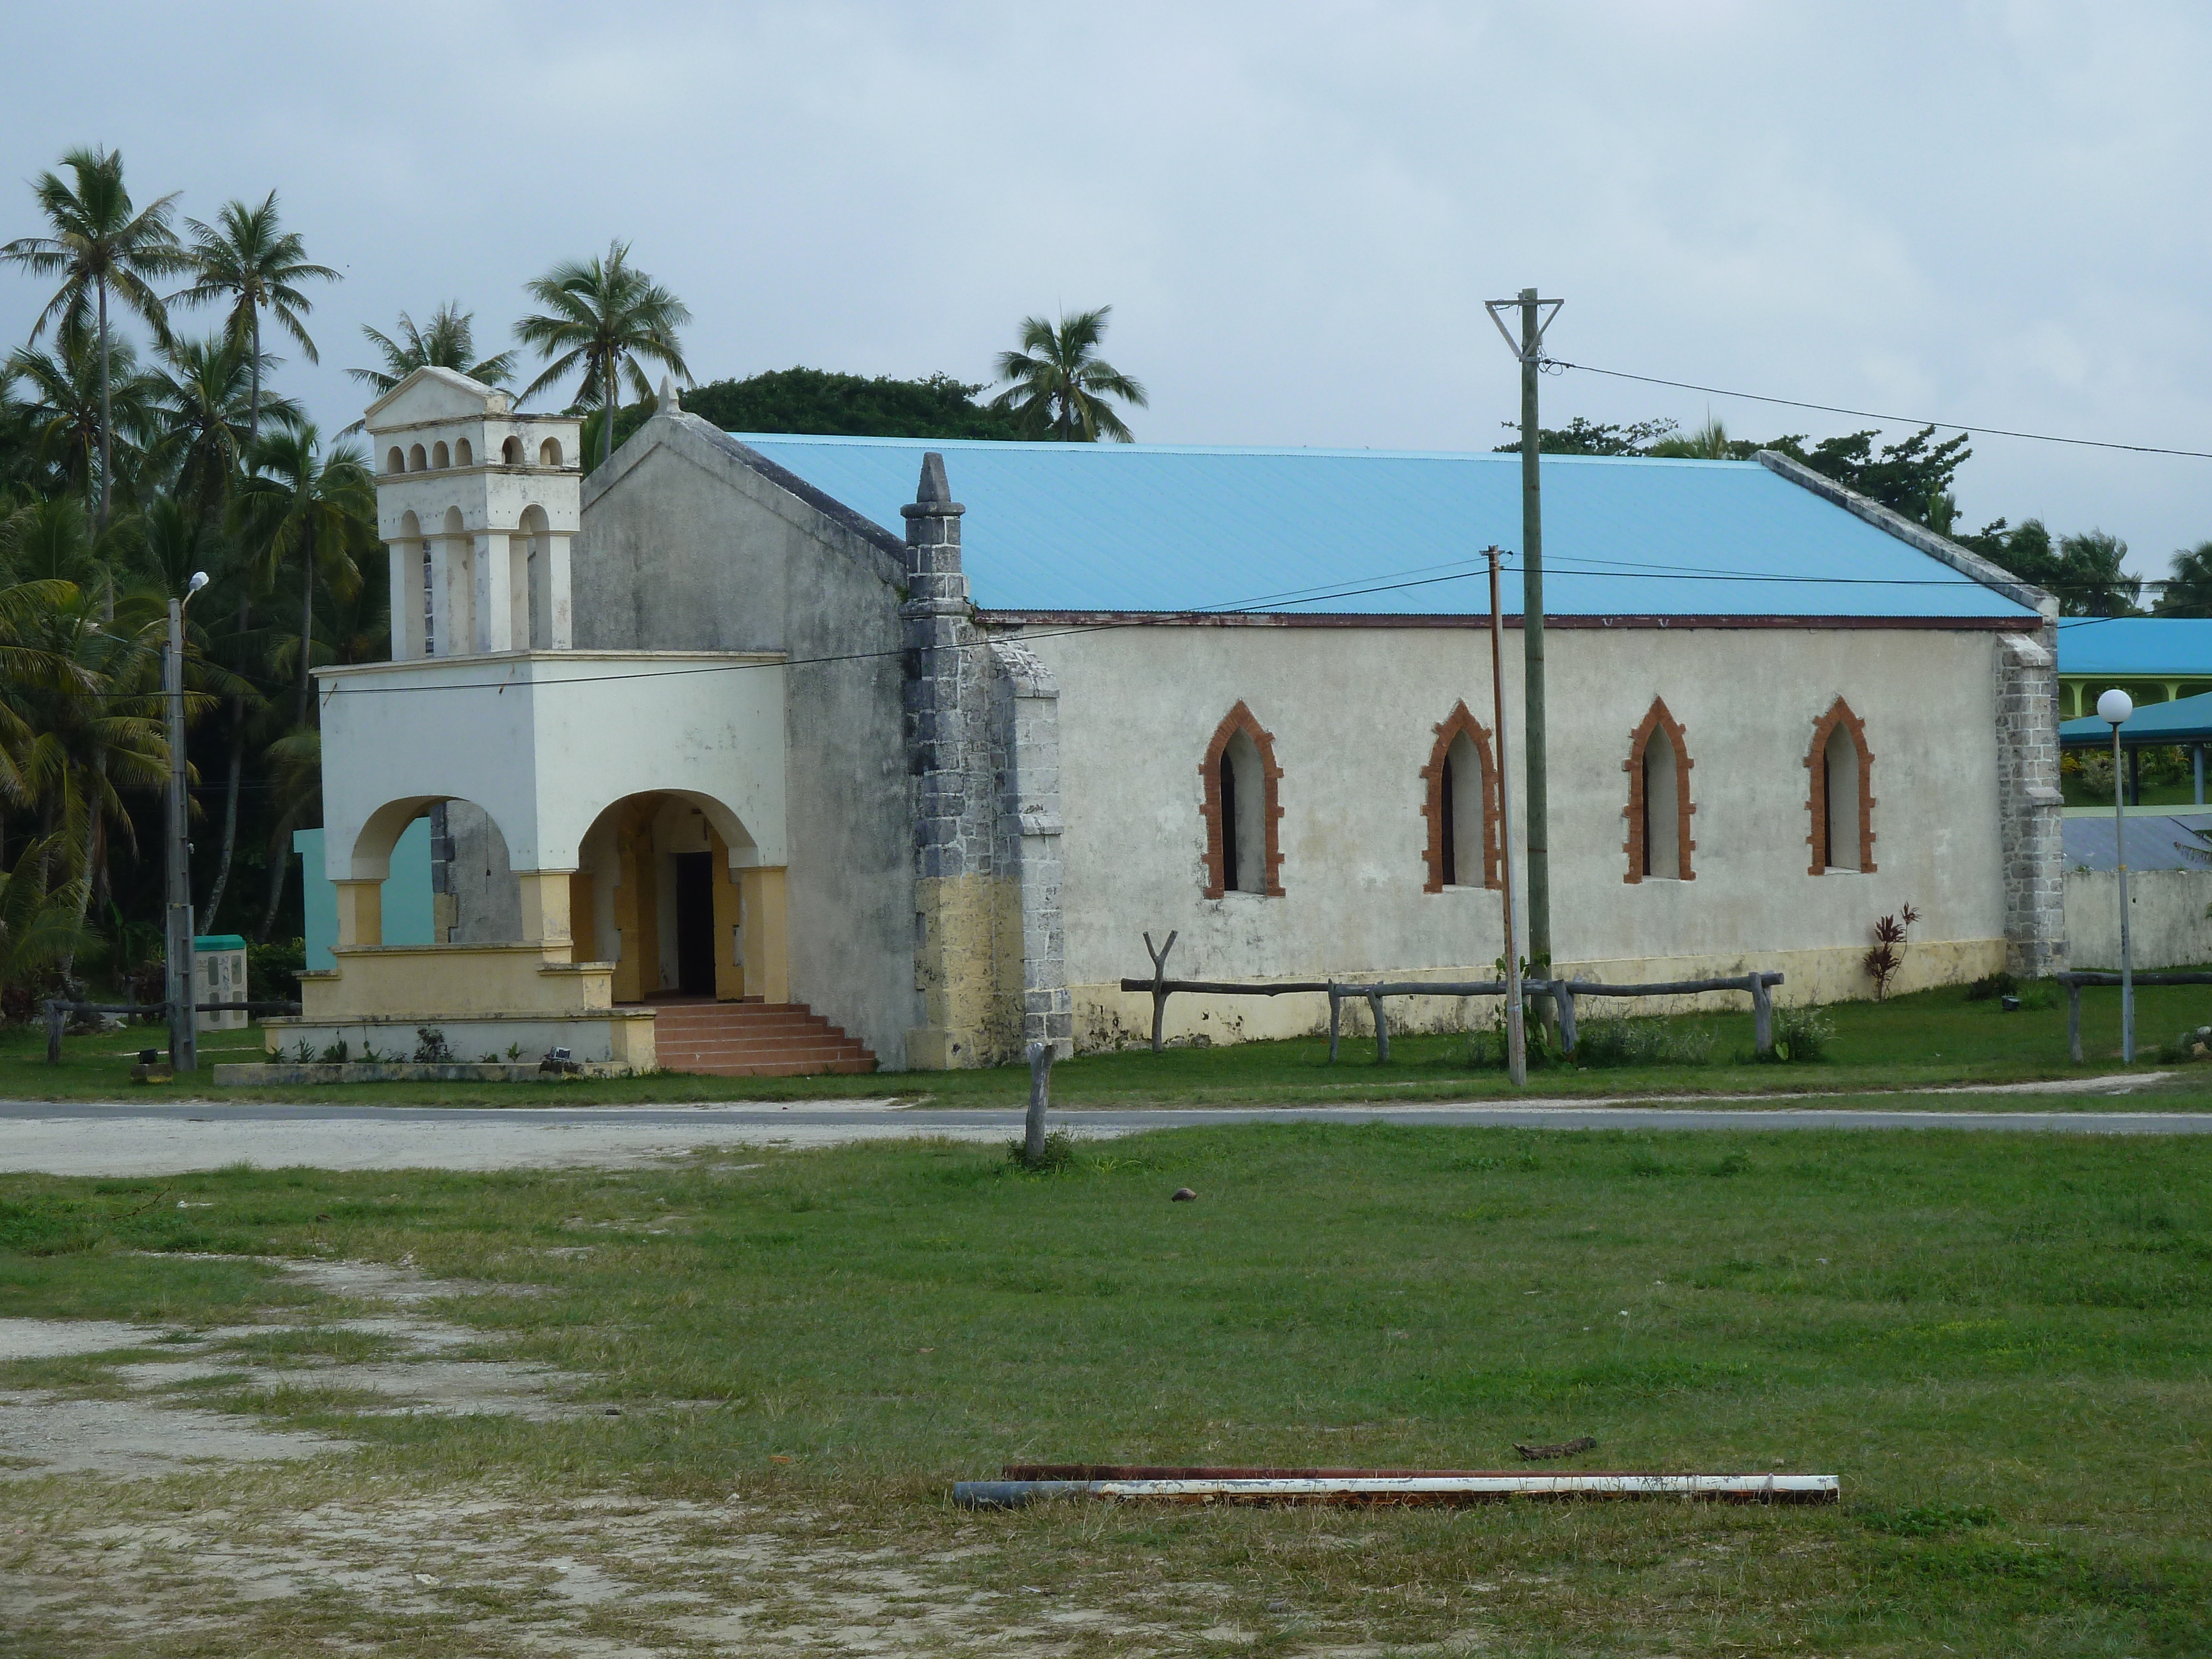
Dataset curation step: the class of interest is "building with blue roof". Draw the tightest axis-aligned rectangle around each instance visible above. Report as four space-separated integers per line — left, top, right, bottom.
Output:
2054 617 2212 718
301 372 2071 1073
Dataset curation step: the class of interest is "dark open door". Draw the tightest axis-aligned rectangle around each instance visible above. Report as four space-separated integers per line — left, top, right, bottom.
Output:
672 852 716 995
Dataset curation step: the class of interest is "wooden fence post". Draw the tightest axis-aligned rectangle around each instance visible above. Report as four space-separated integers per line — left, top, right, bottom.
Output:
1750 974 1775 1057
1553 980 1577 1056
2064 976 2083 1063
45 1000 64 1065
1368 991 1390 1063
1023 1041 1053 1165
1327 984 1343 1064
1145 930 1178 1054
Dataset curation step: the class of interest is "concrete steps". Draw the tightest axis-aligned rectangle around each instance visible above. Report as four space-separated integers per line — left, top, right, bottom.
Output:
650 1000 878 1077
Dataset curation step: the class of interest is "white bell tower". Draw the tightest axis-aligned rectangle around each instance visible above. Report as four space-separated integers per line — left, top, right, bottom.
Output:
362 367 583 659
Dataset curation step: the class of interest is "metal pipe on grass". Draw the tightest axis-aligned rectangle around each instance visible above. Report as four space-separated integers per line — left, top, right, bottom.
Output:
956 1473 1839 1509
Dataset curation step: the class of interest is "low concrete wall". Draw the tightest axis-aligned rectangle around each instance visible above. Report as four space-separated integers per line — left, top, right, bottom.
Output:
260 1010 655 1069
214 1061 623 1085
2065 868 2212 969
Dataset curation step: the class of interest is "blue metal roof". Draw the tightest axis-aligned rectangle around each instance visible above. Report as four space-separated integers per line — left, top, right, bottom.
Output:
2059 688 2212 748
2056 617 2212 677
730 435 2036 620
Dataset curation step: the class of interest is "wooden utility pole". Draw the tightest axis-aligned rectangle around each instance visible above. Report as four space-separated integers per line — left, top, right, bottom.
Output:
1484 290 1562 991
1516 288 1555 979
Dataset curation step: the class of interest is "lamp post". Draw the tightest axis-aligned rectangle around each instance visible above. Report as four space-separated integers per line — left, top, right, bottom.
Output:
164 571 210 1073
2097 687 2135 1063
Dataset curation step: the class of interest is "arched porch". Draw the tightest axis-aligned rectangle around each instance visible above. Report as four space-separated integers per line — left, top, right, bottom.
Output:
573 790 789 1007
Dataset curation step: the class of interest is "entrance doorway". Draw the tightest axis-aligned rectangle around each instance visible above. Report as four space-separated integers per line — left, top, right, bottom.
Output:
672 852 716 994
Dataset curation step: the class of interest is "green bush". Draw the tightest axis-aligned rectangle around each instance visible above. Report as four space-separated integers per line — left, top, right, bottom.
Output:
247 937 305 1003
1966 971 2017 1001
1572 1016 1715 1068
1006 1130 1081 1172
1767 1005 1835 1063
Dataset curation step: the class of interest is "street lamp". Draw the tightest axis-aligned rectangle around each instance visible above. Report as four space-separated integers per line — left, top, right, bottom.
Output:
164 571 210 1072
2097 686 2135 1063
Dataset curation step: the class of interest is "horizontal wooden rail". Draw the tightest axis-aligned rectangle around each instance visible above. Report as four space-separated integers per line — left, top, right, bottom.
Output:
44 998 302 1064
2053 971 2212 1062
1120 940 1783 1065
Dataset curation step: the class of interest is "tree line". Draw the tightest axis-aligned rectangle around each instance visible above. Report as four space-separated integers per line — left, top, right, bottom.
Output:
0 147 700 1012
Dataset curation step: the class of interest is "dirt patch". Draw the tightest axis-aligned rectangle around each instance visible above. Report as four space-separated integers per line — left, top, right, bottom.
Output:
0 1258 582 1479
2 1483 1208 1656
0 1395 345 1477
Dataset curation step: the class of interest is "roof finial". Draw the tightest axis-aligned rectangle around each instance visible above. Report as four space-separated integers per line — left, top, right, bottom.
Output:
659 374 681 414
916 451 952 505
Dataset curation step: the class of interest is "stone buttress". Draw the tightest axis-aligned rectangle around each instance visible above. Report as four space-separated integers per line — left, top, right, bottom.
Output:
901 453 1070 1066
1996 624 2066 977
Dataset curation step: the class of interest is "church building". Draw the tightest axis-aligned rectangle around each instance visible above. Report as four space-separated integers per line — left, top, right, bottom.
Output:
271 367 2063 1073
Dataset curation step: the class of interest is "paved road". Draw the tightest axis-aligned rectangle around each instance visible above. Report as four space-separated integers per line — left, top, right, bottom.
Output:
4 1095 2211 1175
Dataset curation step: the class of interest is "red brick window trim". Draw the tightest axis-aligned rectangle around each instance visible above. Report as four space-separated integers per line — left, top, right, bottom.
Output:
1806 697 1877 875
1420 701 1502 893
1200 701 1286 899
1622 697 1696 884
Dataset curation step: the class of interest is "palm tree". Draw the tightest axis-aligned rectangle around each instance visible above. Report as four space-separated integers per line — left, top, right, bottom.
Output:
989 306 1149 441
2157 542 2212 618
1 147 184 534
235 426 373 729
234 426 372 940
515 242 691 467
173 192 337 451
147 333 300 520
8 335 159 519
2 581 169 962
349 301 519 396
1646 416 1744 460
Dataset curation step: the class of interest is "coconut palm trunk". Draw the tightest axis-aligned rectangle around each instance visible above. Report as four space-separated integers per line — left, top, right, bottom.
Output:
294 519 316 728
96 273 111 536
202 711 247 926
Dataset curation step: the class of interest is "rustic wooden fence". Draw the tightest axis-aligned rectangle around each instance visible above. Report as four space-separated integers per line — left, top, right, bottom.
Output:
1121 935 1783 1061
43 999 302 1064
2053 970 2212 1062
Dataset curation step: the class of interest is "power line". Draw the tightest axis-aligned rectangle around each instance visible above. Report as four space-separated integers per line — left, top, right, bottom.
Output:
1544 358 2212 461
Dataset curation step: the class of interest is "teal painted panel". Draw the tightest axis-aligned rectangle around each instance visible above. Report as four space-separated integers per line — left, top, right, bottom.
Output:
295 818 434 970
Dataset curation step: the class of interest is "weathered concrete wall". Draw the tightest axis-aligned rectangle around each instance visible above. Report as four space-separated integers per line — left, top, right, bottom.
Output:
2066 868 2212 970
1015 620 2016 1046
445 800 522 943
575 413 914 1065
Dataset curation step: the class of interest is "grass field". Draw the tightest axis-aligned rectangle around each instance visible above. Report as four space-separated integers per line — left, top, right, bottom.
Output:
8 974 2212 1108
4 1124 2208 1653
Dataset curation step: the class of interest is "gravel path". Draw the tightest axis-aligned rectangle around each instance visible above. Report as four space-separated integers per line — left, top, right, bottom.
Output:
2 1088 2208 1174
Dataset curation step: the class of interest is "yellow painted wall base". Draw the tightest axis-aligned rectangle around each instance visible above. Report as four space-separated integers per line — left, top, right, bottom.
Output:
907 873 1027 1069
1071 938 2011 1052
301 941 616 1023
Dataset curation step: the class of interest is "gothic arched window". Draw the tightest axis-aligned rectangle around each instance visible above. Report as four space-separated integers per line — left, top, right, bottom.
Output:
1623 697 1695 883
1201 702 1285 898
1421 702 1501 891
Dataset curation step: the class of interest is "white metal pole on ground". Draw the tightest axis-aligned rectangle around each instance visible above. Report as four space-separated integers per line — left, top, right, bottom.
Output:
1486 546 1526 1087
2117 722 2134 1063
2099 688 2135 1063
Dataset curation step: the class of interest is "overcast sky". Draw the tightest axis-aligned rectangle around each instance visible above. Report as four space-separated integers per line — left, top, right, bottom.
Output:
4 1 2207 576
